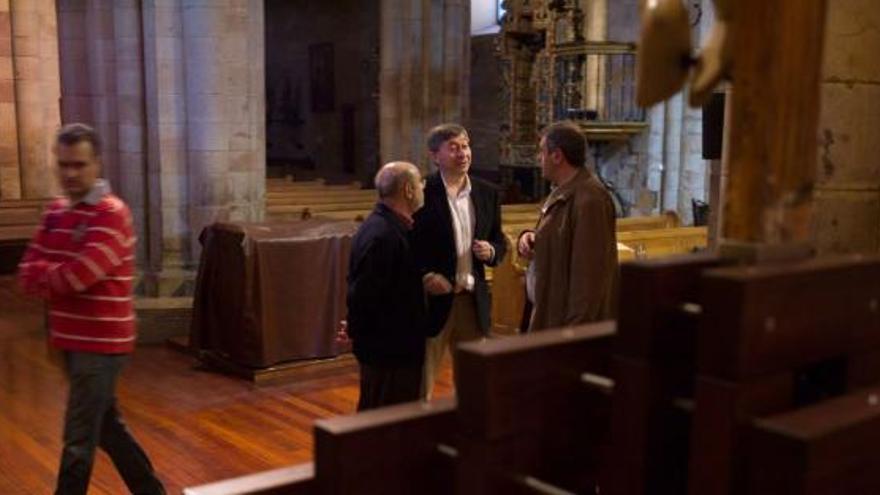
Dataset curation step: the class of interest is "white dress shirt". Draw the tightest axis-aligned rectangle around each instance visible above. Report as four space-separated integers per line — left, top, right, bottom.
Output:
442 173 475 292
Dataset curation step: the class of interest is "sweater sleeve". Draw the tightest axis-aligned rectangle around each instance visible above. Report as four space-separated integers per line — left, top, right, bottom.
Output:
17 205 55 297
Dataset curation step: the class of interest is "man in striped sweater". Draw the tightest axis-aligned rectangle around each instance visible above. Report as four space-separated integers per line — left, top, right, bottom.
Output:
17 124 165 495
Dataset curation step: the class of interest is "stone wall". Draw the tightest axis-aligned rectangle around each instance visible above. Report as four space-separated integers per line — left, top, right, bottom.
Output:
57 0 265 295
814 0 880 254
0 0 60 201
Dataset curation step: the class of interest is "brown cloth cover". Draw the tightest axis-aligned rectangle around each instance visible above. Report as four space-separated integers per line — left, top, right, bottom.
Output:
190 220 359 368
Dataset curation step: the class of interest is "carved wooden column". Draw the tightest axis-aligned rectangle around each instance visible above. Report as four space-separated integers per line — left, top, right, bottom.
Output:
720 0 828 257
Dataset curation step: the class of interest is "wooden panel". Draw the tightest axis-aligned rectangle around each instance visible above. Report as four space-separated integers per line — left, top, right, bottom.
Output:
698 255 880 380
455 322 615 440
616 252 729 359
749 386 880 494
313 398 456 495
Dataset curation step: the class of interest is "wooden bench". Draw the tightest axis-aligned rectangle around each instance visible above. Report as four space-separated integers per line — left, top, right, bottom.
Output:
455 323 615 494
603 254 733 494
183 399 457 495
688 255 880 495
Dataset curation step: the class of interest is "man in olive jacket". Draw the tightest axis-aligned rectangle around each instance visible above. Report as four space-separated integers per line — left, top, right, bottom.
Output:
517 121 619 331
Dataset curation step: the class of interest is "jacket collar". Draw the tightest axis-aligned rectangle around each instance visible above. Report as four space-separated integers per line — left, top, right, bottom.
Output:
375 202 414 232
542 168 588 214
74 179 111 206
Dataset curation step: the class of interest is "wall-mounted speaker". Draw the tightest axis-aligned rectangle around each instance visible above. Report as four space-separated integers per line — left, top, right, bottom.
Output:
702 91 725 160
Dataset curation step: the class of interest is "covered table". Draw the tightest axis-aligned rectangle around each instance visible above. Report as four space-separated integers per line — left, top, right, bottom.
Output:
190 219 359 368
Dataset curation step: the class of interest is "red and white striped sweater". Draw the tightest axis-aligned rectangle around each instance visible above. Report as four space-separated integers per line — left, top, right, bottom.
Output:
18 180 137 354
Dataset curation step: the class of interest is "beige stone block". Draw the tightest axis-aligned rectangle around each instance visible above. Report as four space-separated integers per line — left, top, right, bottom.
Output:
187 122 228 152
57 10 86 40
0 56 10 79
157 93 186 124
187 150 228 175
182 6 229 37
92 97 118 124
0 0 9 12
192 174 230 206
155 36 182 61
114 36 142 62
814 189 880 255
158 123 186 148
818 82 880 185
158 148 187 178
186 93 225 123
0 78 12 102
11 54 41 81
227 151 254 172
156 58 186 96
60 95 93 122
113 5 141 35
221 35 247 64
12 38 39 60
226 63 248 95
149 7 183 38
116 68 144 98
118 124 145 153
117 95 145 125
823 0 880 83
160 171 187 205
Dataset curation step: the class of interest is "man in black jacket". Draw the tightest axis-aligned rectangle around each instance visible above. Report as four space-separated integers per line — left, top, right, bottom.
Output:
346 161 427 411
412 124 507 399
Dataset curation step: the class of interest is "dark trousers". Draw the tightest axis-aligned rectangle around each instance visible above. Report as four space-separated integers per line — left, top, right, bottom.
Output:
56 352 165 495
357 362 423 411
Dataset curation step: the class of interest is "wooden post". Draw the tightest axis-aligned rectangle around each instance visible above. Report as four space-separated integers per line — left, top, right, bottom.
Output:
720 0 828 259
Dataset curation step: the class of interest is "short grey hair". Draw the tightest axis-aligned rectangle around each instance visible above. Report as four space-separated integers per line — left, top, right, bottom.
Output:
375 161 420 199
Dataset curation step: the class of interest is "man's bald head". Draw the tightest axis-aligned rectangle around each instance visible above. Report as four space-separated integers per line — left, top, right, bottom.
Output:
375 161 419 199
375 161 425 215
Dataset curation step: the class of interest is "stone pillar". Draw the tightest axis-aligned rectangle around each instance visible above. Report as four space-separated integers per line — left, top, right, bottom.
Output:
114 1 148 263
380 0 470 168
10 0 60 199
141 0 189 293
182 0 265 259
814 0 880 254
0 0 21 200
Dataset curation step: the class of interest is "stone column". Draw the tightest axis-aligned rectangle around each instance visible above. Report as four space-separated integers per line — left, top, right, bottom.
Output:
141 0 189 294
114 1 148 263
10 0 60 199
380 0 470 168
182 0 265 259
0 0 21 200
814 0 880 255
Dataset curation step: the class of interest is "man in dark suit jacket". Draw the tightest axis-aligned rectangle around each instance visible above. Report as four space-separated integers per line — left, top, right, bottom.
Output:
346 161 428 410
411 123 506 399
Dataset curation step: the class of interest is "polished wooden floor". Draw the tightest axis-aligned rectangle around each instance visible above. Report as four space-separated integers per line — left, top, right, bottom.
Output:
0 276 453 494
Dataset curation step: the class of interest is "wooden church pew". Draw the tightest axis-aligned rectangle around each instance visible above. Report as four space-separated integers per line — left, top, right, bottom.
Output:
454 322 616 494
688 254 880 495
183 399 456 495
602 253 734 495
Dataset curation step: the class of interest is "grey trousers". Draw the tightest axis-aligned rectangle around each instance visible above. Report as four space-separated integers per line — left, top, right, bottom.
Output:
55 352 165 495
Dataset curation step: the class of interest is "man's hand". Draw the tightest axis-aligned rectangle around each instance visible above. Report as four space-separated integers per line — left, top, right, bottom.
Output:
423 273 453 295
472 240 494 262
517 231 536 260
